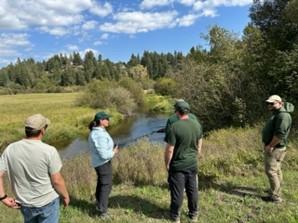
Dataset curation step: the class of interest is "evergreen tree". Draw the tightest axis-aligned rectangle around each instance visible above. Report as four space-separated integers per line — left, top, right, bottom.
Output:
73 52 83 66
84 51 97 82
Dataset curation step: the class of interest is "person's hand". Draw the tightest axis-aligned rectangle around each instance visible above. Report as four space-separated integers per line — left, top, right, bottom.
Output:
1 197 20 209
264 145 274 153
62 195 70 208
113 145 120 154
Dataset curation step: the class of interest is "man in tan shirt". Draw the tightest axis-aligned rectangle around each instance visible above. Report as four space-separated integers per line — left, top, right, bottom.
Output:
0 114 69 223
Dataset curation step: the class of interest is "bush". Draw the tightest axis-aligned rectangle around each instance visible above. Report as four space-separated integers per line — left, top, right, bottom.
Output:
119 77 144 105
143 94 172 114
154 77 177 96
108 87 137 115
77 80 137 116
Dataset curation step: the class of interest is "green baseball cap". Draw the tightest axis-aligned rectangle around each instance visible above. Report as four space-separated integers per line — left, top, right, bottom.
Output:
94 112 110 121
174 100 190 113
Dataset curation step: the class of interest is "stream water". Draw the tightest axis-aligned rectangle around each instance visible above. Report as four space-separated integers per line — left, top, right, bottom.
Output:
60 114 167 159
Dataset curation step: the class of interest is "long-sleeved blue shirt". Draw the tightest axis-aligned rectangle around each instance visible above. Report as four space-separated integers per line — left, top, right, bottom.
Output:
88 127 114 167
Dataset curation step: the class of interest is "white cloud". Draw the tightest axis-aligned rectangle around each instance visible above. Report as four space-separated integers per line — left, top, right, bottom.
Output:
82 21 98 30
193 0 252 13
0 33 31 51
140 0 174 9
0 0 112 36
201 9 217 17
100 33 109 40
0 33 31 63
66 45 80 52
94 33 110 46
40 27 69 36
100 11 178 34
209 0 252 7
89 1 113 17
178 0 196 6
177 14 199 27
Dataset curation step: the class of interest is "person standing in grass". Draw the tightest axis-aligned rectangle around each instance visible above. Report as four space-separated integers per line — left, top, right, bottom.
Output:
262 95 294 203
0 114 70 223
163 99 199 144
88 111 119 218
164 101 203 223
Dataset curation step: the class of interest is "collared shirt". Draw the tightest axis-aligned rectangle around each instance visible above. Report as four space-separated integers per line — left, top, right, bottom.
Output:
262 107 292 147
88 127 114 167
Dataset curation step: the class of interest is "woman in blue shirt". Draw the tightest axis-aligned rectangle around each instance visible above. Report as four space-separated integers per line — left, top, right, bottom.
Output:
88 111 119 217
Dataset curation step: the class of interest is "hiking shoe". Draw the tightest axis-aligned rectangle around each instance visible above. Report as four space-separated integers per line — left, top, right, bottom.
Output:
169 214 180 223
170 217 180 223
261 196 283 203
98 212 111 220
189 213 198 222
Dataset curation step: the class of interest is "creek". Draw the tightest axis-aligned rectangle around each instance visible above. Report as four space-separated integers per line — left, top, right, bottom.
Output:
60 114 167 159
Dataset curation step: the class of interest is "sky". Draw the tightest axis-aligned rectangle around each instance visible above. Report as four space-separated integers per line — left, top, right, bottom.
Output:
0 0 252 67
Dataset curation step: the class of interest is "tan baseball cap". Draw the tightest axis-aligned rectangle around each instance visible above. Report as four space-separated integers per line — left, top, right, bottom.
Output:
24 114 50 130
266 95 282 103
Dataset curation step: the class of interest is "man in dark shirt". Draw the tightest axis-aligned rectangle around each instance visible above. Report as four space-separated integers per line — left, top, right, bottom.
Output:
164 100 203 223
262 95 294 203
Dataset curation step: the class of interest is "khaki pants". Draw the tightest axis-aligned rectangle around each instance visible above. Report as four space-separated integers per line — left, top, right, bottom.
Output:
264 148 286 199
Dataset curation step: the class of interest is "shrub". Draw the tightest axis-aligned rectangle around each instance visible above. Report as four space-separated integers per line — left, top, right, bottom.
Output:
119 77 144 105
154 77 177 96
143 94 172 114
77 80 137 115
108 87 137 116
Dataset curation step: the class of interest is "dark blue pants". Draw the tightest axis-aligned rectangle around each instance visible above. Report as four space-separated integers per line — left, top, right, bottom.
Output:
95 161 112 214
168 168 198 219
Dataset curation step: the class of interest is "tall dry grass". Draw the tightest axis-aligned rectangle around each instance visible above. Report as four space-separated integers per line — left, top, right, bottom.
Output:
61 126 298 195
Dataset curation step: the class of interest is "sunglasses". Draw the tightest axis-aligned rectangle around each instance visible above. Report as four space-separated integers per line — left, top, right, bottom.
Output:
266 102 274 105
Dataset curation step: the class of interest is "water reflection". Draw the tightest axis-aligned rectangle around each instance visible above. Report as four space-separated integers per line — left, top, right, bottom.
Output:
60 114 167 159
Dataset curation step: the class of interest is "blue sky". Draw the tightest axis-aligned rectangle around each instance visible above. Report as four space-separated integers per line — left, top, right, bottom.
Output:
0 0 252 67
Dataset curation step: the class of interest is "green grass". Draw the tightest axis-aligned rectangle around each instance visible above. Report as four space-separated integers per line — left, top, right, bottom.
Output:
0 93 298 222
0 93 125 151
0 92 171 151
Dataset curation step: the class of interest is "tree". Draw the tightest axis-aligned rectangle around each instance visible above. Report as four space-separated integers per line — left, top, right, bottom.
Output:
127 64 148 80
84 51 97 82
72 52 83 66
127 54 140 67
249 0 298 107
250 0 298 51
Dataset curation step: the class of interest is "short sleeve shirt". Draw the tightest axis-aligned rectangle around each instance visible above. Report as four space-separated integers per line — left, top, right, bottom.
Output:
167 119 202 172
0 139 62 207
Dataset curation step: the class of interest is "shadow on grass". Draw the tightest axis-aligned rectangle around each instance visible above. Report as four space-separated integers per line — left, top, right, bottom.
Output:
109 195 169 220
69 196 98 217
198 174 264 199
70 195 169 220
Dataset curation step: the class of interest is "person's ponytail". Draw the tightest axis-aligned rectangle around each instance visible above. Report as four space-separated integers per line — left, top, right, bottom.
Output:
89 120 99 131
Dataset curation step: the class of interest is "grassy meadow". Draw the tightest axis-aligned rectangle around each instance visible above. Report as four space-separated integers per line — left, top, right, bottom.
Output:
0 93 298 223
0 93 125 151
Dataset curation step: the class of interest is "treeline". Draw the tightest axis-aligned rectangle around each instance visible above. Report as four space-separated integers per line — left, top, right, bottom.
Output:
0 0 297 129
0 50 184 94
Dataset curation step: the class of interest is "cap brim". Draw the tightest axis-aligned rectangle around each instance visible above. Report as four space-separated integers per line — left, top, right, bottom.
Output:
46 118 51 126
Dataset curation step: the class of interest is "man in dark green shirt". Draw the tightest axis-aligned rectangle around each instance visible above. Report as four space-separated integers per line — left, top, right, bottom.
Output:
164 99 200 144
164 100 203 223
262 95 294 203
